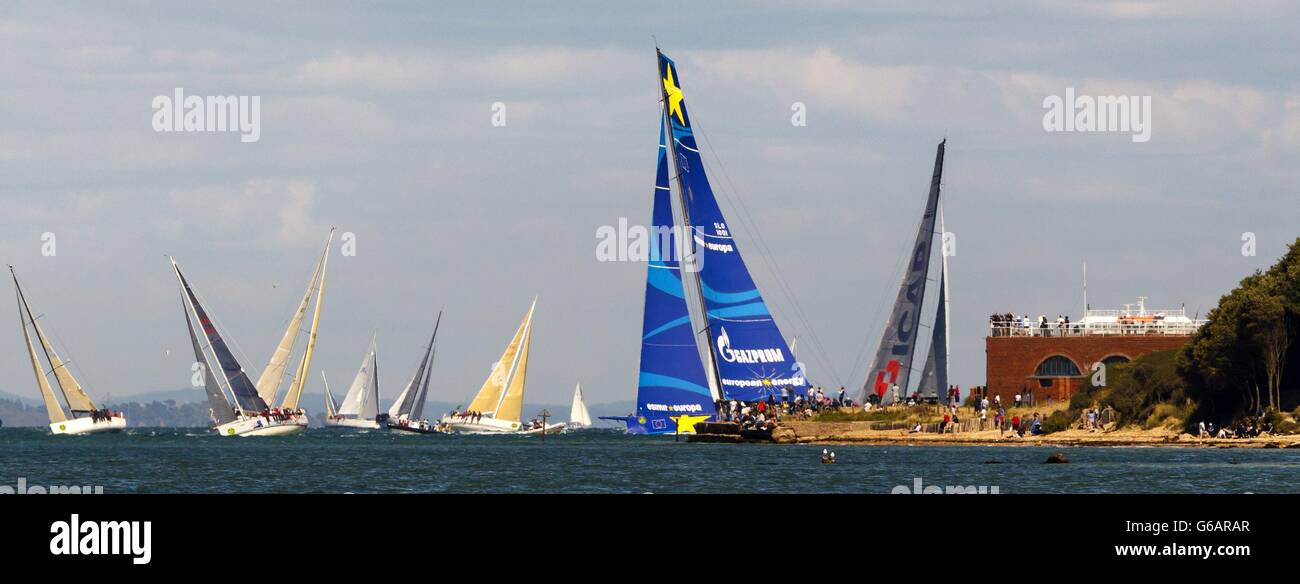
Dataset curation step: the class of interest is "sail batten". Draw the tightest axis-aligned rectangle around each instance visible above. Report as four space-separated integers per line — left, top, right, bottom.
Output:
862 140 946 404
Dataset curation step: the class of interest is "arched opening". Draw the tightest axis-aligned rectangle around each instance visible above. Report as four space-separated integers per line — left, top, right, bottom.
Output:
1034 355 1082 377
1100 354 1131 368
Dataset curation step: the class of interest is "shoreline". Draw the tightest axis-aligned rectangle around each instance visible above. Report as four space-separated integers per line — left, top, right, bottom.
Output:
767 422 1300 449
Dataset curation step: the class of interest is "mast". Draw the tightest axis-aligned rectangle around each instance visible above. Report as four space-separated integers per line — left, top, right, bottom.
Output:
11 267 67 423
940 205 951 369
657 49 723 401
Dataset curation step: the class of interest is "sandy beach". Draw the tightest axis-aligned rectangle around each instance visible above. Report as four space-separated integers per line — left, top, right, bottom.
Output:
771 421 1300 448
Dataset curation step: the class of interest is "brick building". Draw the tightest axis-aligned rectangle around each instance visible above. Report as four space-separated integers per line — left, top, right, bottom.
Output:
984 299 1202 404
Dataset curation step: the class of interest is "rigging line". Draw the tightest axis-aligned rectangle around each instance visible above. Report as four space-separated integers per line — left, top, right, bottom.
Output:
20 277 99 398
695 130 843 387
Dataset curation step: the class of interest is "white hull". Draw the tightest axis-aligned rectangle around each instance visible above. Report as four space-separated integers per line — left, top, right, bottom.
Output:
216 413 309 437
49 416 126 435
441 415 565 435
324 417 381 429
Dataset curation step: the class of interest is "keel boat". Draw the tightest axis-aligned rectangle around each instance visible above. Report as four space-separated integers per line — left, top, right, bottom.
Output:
10 266 126 435
442 299 563 435
324 335 383 429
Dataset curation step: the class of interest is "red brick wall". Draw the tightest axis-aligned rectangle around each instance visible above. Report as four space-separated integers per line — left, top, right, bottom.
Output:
984 335 1191 404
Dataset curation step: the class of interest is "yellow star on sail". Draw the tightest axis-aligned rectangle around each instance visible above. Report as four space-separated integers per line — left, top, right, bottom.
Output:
663 64 686 125
672 413 710 434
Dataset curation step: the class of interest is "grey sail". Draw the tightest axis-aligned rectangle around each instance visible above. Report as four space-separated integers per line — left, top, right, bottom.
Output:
181 290 238 425
861 140 944 404
915 267 948 400
339 336 379 419
408 311 441 420
173 261 269 414
388 311 441 419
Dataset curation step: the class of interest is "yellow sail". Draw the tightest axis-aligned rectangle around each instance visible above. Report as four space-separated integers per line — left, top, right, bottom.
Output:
494 313 532 422
17 297 66 423
466 299 535 416
31 318 97 413
280 230 332 410
255 232 330 404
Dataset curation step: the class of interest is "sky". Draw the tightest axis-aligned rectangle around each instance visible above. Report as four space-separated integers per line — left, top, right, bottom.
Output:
0 1 1297 409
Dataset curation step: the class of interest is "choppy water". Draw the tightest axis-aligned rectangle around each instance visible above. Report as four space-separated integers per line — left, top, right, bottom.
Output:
1 427 1297 494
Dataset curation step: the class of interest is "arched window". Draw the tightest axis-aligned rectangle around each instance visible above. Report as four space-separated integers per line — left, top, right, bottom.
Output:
1101 355 1130 367
1034 355 1081 377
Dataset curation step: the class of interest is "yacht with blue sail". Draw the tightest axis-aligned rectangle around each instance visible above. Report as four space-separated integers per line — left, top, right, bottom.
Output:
603 49 808 435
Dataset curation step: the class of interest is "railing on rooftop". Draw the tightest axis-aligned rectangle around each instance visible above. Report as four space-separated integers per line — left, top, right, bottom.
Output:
988 318 1206 338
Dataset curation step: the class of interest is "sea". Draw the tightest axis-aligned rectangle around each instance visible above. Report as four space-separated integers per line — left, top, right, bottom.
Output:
1 427 1297 494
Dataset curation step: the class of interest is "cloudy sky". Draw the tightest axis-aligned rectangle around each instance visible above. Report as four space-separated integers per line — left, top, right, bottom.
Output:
1 1 1296 409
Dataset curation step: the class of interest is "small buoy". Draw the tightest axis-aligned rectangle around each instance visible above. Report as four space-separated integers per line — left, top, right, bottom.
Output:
1044 452 1068 464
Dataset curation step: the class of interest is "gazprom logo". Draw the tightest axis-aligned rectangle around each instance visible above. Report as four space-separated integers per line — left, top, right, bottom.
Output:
716 327 785 364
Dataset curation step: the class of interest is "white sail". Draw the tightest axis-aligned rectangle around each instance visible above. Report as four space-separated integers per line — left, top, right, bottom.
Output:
569 383 592 427
323 371 338 418
339 336 379 419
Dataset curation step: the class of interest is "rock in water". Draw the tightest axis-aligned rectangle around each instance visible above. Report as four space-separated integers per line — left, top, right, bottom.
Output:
1044 452 1068 464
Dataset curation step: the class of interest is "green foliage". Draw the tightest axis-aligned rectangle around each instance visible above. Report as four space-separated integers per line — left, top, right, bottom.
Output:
1179 237 1300 423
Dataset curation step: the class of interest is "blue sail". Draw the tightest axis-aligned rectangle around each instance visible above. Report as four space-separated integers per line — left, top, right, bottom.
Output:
608 122 717 435
657 51 806 402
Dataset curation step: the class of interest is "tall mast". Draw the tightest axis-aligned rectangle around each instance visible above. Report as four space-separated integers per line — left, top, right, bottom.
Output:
657 48 724 401
939 205 950 366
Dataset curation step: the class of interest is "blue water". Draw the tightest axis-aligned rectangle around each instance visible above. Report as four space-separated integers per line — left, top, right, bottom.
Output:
1 427 1297 493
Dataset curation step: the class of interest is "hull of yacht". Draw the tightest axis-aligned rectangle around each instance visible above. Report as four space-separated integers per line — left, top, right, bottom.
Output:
442 416 564 435
215 413 309 437
325 417 382 429
385 419 445 434
49 415 127 435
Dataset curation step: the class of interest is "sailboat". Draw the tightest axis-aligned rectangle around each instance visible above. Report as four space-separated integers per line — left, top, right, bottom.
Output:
606 50 807 434
10 266 126 435
170 229 332 436
567 383 592 429
860 141 948 406
442 299 562 435
385 311 444 434
324 335 382 429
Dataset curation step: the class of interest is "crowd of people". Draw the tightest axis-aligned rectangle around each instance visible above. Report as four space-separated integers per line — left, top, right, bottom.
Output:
989 313 1078 337
1198 417 1274 439
713 385 856 430
88 409 121 423
254 407 305 423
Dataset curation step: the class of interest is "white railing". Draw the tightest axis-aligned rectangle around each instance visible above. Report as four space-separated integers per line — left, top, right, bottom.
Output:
988 319 1206 338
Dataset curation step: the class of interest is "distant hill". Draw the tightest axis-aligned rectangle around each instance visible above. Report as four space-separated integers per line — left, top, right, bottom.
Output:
0 388 636 428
